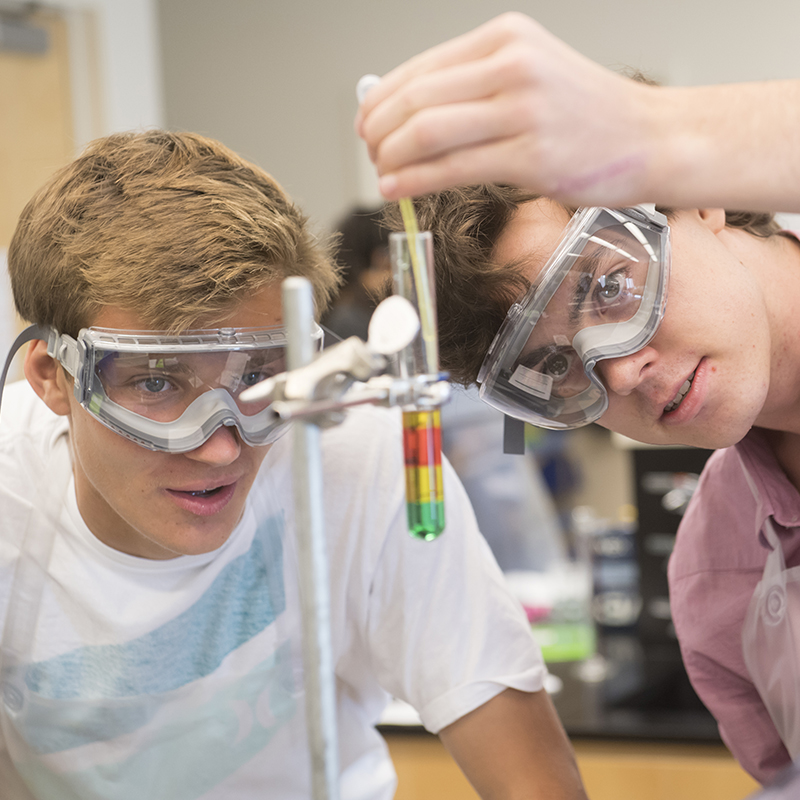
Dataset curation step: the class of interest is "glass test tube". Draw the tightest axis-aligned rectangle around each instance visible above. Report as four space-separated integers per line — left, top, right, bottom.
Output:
389 230 445 541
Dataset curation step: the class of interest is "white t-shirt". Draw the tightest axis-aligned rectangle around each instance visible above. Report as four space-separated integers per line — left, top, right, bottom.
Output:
0 381 546 800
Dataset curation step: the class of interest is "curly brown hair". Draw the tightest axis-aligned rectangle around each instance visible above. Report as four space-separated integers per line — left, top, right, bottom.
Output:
386 189 780 387
9 130 342 337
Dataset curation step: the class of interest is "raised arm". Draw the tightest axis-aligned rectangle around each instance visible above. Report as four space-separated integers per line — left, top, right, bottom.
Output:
356 12 800 213
439 687 588 800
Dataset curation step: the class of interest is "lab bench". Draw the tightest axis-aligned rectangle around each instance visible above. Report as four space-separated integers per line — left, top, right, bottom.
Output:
381 734 758 800
378 633 760 800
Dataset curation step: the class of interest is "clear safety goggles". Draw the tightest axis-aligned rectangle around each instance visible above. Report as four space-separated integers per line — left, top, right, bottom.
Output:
0 323 323 453
478 205 670 430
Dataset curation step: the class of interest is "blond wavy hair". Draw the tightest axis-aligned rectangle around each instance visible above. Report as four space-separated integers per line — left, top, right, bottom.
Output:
9 130 341 336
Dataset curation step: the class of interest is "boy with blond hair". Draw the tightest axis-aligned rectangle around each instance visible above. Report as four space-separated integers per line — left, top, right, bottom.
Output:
0 130 586 800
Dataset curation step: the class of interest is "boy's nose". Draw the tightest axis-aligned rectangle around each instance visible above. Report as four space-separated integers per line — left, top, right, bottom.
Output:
184 424 242 466
596 345 659 397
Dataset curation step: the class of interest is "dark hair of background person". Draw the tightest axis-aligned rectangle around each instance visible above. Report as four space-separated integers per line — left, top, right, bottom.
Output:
321 206 391 344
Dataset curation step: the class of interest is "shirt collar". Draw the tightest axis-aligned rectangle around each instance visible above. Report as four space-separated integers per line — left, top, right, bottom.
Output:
736 427 800 539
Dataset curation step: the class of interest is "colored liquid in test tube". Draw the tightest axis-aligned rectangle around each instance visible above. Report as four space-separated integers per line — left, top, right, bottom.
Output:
403 408 445 540
390 218 445 540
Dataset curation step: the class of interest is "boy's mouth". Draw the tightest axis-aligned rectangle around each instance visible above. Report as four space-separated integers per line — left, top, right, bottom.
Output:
664 371 696 414
185 486 225 498
165 482 238 517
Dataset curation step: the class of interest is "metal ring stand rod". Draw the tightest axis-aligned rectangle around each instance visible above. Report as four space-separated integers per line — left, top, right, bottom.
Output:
283 277 341 800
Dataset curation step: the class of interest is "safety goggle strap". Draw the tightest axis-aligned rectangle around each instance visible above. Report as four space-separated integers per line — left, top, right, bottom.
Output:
45 329 84 379
0 324 49 416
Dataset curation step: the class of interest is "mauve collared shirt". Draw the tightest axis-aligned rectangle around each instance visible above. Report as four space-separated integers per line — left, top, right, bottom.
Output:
669 427 800 783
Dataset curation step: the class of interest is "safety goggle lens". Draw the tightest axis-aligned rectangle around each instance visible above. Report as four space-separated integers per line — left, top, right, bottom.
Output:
512 221 656 401
94 348 285 421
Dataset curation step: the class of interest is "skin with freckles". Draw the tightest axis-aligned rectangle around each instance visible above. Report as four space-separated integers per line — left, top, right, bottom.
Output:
493 198 800 452
23 284 283 560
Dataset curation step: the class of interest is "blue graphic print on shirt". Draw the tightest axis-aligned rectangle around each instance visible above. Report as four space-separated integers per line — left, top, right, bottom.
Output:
6 513 300 800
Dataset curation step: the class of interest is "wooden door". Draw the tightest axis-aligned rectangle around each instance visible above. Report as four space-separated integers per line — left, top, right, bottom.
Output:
0 8 74 376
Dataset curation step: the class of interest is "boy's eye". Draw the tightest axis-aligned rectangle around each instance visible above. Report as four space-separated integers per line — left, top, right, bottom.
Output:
542 351 572 379
597 274 623 302
240 358 285 388
241 370 266 387
136 376 171 394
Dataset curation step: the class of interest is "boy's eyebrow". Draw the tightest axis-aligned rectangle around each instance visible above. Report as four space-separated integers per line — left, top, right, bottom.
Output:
242 349 285 366
518 342 562 370
148 356 190 371
567 250 604 325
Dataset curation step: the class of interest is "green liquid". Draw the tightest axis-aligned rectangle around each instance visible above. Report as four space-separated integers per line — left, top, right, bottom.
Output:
407 500 445 541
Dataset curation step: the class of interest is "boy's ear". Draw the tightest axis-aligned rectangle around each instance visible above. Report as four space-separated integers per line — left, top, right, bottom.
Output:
23 340 72 416
697 208 727 235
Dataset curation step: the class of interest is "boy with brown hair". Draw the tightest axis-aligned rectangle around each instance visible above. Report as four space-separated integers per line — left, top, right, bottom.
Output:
359 12 800 785
0 130 586 799
384 178 800 787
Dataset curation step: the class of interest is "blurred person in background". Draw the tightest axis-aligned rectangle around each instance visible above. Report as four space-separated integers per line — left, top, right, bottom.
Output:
322 207 391 344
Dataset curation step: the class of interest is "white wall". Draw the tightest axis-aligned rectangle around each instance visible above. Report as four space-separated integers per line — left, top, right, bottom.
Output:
156 0 800 232
59 0 164 150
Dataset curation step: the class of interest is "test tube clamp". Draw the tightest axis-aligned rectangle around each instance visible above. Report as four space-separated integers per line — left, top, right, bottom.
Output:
264 339 449 426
